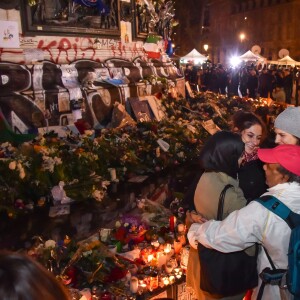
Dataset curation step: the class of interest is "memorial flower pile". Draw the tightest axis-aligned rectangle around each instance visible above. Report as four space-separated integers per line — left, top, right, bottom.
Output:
0 91 286 215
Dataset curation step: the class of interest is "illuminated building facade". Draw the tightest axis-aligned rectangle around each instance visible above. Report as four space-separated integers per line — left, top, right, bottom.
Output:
174 0 300 65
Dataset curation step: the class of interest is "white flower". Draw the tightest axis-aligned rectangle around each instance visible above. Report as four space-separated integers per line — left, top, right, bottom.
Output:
9 161 16 170
45 240 56 249
1 142 9 148
82 250 93 257
115 220 122 228
177 151 185 158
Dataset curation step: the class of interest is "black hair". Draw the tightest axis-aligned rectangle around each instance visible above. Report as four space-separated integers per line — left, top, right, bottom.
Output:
199 131 244 179
0 251 70 300
278 165 300 184
232 110 267 141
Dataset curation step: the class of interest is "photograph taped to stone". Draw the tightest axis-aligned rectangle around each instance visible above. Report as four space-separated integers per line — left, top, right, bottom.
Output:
128 97 153 122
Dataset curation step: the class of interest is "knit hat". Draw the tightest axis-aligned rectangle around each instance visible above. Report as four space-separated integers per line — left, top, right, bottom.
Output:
258 145 300 176
274 107 300 138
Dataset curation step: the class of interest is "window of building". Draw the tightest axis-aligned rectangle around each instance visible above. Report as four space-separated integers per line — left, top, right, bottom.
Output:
231 4 237 14
203 9 210 27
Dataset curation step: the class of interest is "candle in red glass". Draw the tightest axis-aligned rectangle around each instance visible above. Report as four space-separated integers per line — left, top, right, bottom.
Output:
169 216 176 231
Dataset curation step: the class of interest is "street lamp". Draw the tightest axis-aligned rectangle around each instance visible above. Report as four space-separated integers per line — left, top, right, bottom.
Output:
239 33 246 53
203 44 209 52
239 33 245 43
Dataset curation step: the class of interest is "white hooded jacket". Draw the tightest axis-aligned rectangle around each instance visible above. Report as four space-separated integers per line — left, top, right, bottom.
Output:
188 182 300 300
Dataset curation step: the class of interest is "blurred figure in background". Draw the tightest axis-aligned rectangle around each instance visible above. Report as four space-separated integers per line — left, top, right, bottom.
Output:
283 68 293 104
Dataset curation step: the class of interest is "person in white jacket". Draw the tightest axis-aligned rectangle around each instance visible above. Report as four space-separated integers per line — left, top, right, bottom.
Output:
188 144 300 300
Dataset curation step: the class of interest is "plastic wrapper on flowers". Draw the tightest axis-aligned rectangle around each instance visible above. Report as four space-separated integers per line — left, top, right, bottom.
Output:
136 198 172 228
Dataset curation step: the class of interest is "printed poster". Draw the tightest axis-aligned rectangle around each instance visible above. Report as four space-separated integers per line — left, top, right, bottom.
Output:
0 21 20 48
202 119 221 135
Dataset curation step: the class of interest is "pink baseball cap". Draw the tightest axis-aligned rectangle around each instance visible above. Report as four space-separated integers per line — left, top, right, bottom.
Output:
258 145 300 176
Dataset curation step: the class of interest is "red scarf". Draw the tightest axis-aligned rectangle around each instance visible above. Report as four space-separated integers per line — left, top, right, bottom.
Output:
241 149 258 166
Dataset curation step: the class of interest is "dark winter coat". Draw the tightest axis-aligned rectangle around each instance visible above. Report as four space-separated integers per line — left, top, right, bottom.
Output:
238 159 267 204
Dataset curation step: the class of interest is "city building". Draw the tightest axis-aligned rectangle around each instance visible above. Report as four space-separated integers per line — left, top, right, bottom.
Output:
174 0 300 65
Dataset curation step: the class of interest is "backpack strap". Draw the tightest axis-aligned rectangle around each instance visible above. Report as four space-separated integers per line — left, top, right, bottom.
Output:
256 195 300 229
254 195 298 300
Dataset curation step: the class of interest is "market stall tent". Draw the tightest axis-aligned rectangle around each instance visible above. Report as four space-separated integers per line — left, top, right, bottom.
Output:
256 53 267 63
277 55 300 66
239 50 265 62
180 48 207 64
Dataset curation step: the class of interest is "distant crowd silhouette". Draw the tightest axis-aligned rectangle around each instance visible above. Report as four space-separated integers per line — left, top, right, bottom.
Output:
184 63 300 106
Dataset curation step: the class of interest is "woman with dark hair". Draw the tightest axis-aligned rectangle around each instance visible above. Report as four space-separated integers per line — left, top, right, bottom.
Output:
183 111 267 210
186 131 247 300
232 111 268 203
0 251 70 300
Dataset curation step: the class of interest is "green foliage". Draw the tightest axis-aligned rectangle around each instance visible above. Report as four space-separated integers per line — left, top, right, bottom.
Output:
0 91 285 215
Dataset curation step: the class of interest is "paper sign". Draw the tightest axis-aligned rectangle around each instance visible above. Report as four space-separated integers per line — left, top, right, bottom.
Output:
157 138 170 152
24 48 44 64
149 291 168 300
121 21 132 43
49 205 70 218
0 21 20 48
38 125 79 137
202 119 221 135
185 81 194 98
140 95 166 121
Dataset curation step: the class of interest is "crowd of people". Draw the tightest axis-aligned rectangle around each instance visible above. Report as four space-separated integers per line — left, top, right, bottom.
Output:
184 63 300 105
185 106 300 300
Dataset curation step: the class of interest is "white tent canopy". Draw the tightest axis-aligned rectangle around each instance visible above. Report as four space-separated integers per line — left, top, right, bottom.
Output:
278 55 300 66
180 48 207 64
268 55 300 66
239 50 265 62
